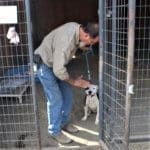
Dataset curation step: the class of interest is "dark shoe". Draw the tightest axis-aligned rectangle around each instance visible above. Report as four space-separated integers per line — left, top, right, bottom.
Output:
62 124 78 133
51 132 72 144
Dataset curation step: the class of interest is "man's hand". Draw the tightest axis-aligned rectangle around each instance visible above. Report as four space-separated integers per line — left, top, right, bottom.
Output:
74 75 90 89
65 75 90 89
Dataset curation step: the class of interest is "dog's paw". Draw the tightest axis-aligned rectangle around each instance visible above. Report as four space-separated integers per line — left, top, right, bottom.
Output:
82 116 87 121
95 120 99 125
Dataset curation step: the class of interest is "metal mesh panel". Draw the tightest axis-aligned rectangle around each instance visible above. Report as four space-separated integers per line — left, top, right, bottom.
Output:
100 0 150 149
130 0 150 139
0 0 40 149
102 0 128 149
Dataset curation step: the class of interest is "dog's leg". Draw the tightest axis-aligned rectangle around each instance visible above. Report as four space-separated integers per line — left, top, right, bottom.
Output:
82 105 88 121
95 98 99 125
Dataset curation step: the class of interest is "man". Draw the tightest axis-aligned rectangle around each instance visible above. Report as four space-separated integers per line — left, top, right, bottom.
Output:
34 22 99 144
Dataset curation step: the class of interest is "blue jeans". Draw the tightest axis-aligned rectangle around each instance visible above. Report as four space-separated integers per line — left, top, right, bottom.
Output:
37 64 73 136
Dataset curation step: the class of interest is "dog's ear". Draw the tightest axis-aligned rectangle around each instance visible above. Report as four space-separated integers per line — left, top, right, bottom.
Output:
85 87 89 90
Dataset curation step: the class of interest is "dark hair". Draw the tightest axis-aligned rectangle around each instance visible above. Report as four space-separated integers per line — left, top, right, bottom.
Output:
83 22 99 38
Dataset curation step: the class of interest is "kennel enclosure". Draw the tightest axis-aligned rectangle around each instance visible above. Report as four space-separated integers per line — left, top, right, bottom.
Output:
99 0 150 149
0 0 40 149
0 0 150 149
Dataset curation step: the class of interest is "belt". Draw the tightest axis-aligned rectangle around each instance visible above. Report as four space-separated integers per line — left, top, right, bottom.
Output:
33 54 42 64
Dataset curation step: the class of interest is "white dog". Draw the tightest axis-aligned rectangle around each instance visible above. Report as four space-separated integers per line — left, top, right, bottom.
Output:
82 84 99 125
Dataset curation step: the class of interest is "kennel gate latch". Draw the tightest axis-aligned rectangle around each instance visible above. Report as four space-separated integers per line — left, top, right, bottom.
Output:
128 84 134 94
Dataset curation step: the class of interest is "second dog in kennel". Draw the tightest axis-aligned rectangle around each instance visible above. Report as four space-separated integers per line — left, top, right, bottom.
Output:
82 84 99 125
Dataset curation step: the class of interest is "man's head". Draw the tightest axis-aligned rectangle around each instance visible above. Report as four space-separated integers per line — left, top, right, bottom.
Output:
79 22 99 48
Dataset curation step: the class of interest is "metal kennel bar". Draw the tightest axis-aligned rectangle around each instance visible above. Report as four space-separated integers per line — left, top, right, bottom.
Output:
0 0 40 149
129 0 150 142
99 0 130 149
99 0 150 150
124 1 136 149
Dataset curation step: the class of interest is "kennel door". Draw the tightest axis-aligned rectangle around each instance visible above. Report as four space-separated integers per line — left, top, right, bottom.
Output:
99 0 136 150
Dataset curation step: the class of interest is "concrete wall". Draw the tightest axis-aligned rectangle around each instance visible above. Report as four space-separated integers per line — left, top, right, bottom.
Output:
30 0 98 48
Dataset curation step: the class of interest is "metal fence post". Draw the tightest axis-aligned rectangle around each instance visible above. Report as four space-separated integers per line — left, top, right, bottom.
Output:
25 0 41 149
125 0 136 149
99 0 104 140
110 0 117 139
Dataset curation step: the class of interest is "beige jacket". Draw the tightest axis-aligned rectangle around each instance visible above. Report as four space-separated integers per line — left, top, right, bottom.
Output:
34 22 80 80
